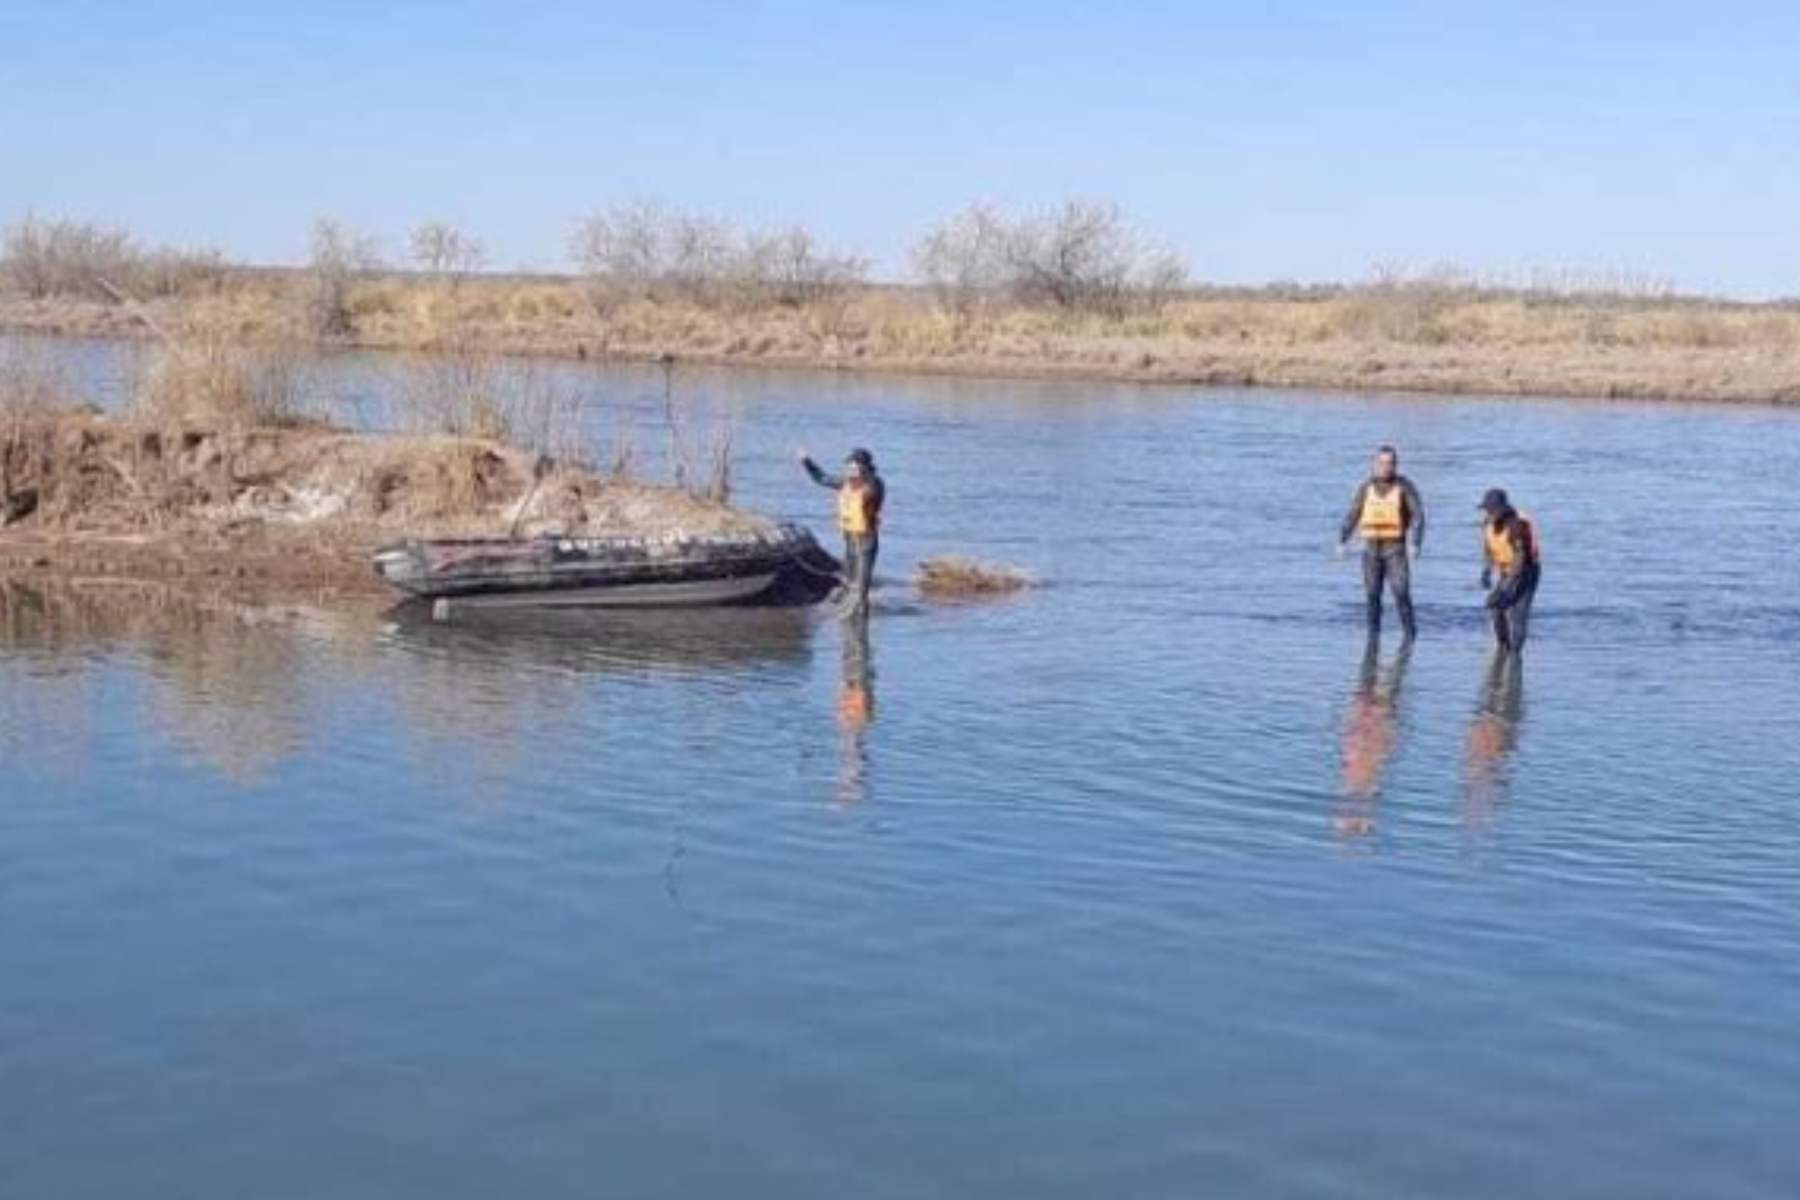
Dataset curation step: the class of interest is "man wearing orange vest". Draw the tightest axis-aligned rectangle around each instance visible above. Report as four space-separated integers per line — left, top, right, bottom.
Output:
1338 445 1426 640
1478 488 1541 653
800 446 885 616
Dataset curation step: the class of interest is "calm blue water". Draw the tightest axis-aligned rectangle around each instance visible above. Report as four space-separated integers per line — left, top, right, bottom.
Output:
2 338 1799 1198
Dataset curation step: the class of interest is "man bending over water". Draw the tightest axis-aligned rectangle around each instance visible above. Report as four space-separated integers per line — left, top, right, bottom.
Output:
1339 445 1426 640
1478 487 1541 654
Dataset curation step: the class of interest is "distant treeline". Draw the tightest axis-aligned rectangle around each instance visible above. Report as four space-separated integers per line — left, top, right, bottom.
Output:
5 206 1757 327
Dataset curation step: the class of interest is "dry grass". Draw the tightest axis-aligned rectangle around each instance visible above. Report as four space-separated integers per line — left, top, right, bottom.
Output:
0 399 772 549
6 270 1800 404
915 555 1035 597
131 306 314 429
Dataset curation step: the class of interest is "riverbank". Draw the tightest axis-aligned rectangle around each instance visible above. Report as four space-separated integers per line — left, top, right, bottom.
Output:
0 403 771 592
4 280 1799 405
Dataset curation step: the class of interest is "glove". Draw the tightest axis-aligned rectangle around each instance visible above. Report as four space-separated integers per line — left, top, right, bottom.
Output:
1485 589 1503 610
1480 567 1493 591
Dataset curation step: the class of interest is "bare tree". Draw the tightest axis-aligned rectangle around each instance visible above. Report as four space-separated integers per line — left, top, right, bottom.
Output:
571 202 865 311
735 225 868 308
664 213 738 302
408 221 486 283
569 201 670 308
305 218 382 340
1006 199 1187 317
910 203 1010 320
1 214 223 301
910 200 1188 319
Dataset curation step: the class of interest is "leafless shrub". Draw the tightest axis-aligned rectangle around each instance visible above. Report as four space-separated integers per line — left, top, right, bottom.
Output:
397 346 505 439
132 312 313 429
1006 199 1188 317
1347 260 1685 344
910 202 1011 320
1 214 225 301
396 343 587 462
606 419 639 480
570 202 865 313
0 341 76 413
911 199 1187 318
570 201 720 308
665 213 738 303
654 356 736 500
506 368 588 464
0 344 75 524
305 218 382 340
700 414 735 503
408 221 486 284
733 226 868 309
1366 260 1678 304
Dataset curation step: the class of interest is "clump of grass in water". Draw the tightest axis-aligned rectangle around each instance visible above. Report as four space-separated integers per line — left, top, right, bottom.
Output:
915 555 1034 598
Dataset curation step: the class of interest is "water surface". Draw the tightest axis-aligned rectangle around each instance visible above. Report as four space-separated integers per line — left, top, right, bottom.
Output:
2 341 1798 1198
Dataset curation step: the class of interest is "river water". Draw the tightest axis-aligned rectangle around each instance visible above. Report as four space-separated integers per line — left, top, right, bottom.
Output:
2 338 1798 1198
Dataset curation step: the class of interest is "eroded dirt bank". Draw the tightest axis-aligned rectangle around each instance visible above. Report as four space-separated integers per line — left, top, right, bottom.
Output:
0 408 771 595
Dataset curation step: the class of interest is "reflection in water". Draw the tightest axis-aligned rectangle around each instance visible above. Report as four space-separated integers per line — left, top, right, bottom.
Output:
0 582 822 789
379 604 818 803
0 579 354 782
835 612 876 808
1464 650 1527 838
1336 636 1413 839
380 602 816 678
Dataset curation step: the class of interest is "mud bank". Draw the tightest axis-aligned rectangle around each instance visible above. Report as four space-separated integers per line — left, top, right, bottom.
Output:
0 408 771 593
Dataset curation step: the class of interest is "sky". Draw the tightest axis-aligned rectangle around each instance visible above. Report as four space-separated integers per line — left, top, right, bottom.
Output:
1 0 1796 297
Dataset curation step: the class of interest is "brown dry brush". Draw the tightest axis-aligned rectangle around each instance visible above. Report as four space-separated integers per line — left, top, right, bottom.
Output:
0 214 225 302
655 356 737 502
132 312 315 430
569 202 868 318
915 555 1035 597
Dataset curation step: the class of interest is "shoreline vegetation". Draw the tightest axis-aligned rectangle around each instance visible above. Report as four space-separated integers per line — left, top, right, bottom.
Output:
0 402 763 594
1 206 1797 406
0 299 763 591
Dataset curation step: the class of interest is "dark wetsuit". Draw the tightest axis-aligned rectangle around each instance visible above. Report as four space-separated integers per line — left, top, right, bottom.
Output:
1340 476 1426 639
1485 509 1540 652
804 458 884 613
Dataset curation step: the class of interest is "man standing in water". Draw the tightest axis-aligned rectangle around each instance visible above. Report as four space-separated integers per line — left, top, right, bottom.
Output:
1478 488 1541 654
1338 445 1426 640
798 447 885 617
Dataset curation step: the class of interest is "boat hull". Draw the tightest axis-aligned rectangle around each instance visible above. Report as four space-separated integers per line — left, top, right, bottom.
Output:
371 524 841 610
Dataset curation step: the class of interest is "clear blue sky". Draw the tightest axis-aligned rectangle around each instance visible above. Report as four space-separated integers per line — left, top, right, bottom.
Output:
2 0 1796 296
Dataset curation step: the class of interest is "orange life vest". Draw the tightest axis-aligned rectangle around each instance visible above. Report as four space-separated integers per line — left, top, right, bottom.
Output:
1485 511 1540 572
1358 483 1405 541
838 481 877 535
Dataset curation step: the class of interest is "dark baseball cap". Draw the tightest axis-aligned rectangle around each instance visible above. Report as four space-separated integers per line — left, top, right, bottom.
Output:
1478 488 1510 513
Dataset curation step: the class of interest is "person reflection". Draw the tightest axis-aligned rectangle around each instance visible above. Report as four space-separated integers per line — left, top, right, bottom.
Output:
1463 649 1526 836
834 612 876 808
1336 635 1412 839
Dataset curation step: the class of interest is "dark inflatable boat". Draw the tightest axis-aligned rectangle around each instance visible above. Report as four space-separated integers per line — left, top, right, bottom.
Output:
371 523 841 611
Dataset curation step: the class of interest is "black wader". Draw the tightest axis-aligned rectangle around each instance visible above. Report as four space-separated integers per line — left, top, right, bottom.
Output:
1363 541 1417 640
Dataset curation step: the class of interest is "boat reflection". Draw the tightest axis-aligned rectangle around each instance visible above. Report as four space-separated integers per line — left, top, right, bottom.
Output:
379 601 817 677
0 580 823 787
1336 636 1412 840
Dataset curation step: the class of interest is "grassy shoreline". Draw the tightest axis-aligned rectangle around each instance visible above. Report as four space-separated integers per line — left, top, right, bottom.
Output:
4 279 1799 406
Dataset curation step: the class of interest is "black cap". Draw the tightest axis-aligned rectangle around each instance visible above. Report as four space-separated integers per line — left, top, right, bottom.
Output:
1478 488 1510 513
847 448 874 469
